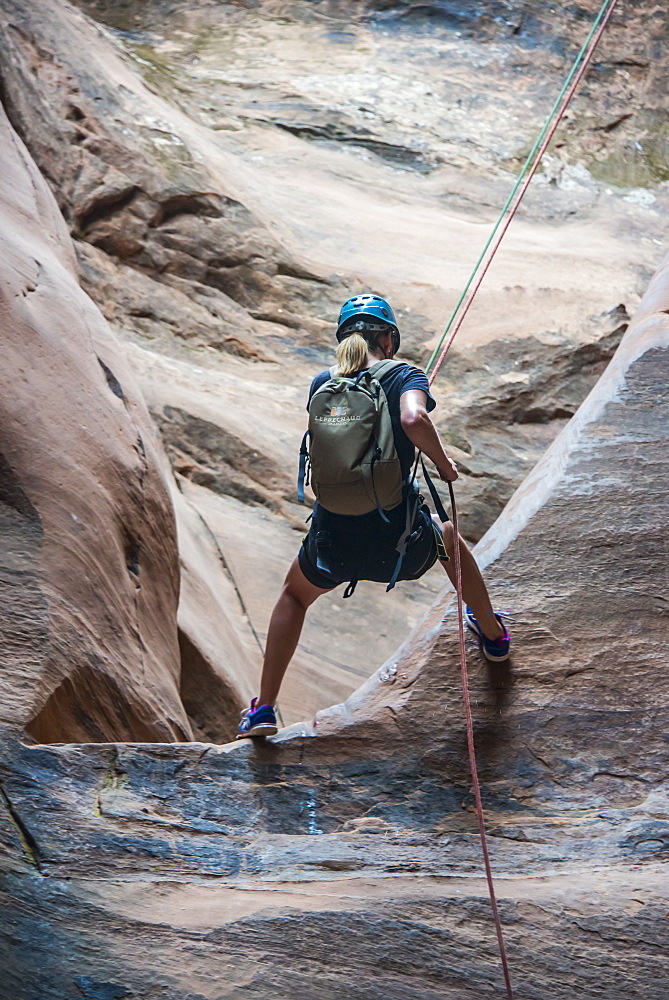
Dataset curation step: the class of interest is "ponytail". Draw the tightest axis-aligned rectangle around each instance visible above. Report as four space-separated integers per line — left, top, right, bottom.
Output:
335 332 368 376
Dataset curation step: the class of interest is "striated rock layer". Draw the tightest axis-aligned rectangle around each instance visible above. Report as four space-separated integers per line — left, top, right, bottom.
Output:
0 1 667 993
0 101 191 743
0 83 264 744
1 246 667 996
2 0 668 723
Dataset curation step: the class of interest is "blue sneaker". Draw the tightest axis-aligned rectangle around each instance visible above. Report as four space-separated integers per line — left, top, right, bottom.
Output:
237 698 278 738
465 606 511 662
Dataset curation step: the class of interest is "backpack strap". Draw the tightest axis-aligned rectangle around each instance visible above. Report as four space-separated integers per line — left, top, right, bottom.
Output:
323 359 402 383
297 430 310 503
386 488 421 592
368 358 406 525
421 458 449 523
367 359 404 381
368 432 390 524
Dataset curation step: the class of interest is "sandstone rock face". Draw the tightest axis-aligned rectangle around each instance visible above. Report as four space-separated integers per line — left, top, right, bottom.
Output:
2 0 666 724
1 250 667 997
0 101 191 743
0 4 668 992
169 473 260 743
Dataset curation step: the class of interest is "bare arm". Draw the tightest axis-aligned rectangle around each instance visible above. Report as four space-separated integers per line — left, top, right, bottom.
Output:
400 389 458 482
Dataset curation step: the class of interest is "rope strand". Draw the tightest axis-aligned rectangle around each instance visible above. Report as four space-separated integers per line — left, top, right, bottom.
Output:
418 4 620 995
424 0 609 376
428 0 620 386
448 483 514 999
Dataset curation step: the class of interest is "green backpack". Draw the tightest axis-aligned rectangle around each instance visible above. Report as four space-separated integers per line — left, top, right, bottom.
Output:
298 360 404 520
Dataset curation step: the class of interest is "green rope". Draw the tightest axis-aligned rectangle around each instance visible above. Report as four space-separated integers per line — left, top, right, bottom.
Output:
425 0 615 376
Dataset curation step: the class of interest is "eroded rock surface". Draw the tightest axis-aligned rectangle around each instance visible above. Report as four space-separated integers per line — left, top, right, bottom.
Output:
0 5 668 993
1 249 667 997
0 102 191 743
1 0 667 722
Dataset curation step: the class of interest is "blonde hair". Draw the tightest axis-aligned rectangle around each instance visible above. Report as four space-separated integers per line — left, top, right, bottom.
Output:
335 333 369 376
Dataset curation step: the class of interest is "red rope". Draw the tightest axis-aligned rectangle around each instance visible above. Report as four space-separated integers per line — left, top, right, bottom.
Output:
428 0 620 389
424 6 620 996
448 483 514 999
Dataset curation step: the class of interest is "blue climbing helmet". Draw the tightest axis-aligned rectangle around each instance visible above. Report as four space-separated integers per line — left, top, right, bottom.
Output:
336 293 400 354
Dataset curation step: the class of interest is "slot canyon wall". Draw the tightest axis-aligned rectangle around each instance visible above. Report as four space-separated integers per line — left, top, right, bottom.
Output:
0 1 667 997
1 234 667 1000
1 0 667 728
0 95 261 745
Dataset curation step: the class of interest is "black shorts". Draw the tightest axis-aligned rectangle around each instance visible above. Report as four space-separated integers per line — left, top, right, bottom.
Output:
298 502 449 591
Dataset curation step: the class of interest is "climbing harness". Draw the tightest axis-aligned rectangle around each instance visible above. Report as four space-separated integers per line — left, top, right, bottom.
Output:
420 2 620 996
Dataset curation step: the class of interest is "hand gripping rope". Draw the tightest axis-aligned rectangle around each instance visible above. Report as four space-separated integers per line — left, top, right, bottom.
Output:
421 3 620 996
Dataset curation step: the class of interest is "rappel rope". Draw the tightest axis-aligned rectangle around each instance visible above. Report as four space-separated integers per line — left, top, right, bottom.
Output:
418 2 620 996
426 0 621 385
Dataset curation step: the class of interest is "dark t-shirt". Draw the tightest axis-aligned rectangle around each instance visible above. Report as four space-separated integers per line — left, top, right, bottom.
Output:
307 362 436 481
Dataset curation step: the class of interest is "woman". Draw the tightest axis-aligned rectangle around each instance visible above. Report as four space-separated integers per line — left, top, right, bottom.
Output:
238 294 510 737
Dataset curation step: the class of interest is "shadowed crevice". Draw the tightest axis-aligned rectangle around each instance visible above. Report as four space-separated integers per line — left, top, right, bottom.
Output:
0 454 42 522
178 628 241 744
25 666 174 743
0 781 44 874
97 357 125 401
76 185 139 235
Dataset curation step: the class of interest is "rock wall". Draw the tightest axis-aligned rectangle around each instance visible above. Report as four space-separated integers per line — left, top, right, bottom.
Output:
0 100 192 742
2 0 667 725
1 247 667 996
0 3 667 992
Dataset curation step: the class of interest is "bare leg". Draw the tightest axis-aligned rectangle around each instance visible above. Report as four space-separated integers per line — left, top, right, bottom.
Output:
257 557 332 706
435 518 504 640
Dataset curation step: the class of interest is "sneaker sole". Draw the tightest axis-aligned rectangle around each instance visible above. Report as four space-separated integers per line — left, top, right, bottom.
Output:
237 723 278 739
465 620 510 663
480 647 511 663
